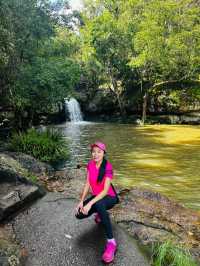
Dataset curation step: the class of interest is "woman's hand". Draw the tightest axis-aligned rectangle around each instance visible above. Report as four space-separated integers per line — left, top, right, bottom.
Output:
75 201 84 214
82 202 92 215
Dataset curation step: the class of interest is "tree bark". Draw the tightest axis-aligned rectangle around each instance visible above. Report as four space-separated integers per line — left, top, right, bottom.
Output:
14 109 23 131
142 92 147 124
107 65 126 116
116 92 126 116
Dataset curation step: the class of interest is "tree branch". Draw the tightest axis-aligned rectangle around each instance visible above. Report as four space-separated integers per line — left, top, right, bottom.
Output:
152 79 200 89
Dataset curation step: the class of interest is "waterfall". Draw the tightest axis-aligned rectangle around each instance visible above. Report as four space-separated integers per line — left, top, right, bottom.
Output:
64 97 83 122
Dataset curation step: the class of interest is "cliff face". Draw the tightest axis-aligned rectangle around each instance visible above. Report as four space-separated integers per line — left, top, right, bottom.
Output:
77 87 200 115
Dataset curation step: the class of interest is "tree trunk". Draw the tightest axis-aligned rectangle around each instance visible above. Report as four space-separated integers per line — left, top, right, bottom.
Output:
107 66 126 116
142 92 148 124
14 109 23 131
27 109 34 128
109 80 125 116
116 92 126 116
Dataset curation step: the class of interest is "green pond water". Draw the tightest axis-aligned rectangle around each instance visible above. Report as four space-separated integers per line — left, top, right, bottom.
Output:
53 122 200 210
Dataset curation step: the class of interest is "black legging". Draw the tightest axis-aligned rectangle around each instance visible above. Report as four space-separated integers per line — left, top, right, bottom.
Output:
75 195 118 239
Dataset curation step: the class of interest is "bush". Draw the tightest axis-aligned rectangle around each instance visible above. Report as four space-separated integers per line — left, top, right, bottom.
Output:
152 241 197 266
9 128 69 163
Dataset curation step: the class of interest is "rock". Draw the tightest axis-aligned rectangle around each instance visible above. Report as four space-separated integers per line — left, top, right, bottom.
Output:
37 167 86 193
60 168 87 198
12 193 150 266
111 187 200 260
5 152 54 177
135 119 143 126
0 153 46 222
45 180 65 192
0 152 49 265
54 169 71 180
58 165 200 260
0 251 10 266
0 153 31 184
0 223 25 266
81 89 117 114
0 183 45 221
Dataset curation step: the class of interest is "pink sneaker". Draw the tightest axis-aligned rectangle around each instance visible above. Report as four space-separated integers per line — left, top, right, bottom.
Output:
102 241 117 263
94 213 101 224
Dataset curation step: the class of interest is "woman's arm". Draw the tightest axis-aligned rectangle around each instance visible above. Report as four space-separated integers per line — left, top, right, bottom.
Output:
79 172 90 202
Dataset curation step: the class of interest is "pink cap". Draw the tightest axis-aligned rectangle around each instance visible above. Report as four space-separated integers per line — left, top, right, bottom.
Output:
90 141 106 152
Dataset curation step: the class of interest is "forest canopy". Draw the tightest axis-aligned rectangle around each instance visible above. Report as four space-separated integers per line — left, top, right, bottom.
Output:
0 0 199 126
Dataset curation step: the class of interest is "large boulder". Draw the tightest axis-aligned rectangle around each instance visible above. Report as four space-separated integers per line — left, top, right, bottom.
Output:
111 187 200 260
0 153 46 222
79 89 117 114
54 165 200 261
4 151 55 177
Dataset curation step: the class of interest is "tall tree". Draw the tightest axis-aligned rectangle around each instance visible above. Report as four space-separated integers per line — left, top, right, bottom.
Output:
127 0 200 123
80 1 133 115
0 0 81 128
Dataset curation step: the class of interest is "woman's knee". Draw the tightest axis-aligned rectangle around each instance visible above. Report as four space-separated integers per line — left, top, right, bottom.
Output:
94 200 106 212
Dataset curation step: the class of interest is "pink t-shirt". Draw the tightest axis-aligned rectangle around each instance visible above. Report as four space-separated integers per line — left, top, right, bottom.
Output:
86 159 116 197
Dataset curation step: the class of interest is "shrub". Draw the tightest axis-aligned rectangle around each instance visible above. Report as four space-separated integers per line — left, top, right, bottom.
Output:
9 128 69 163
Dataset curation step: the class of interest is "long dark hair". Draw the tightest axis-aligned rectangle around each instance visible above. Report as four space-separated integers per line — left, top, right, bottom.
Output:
97 157 107 183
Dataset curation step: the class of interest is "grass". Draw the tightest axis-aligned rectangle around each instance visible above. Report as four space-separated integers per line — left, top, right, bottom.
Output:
9 128 69 164
152 241 198 266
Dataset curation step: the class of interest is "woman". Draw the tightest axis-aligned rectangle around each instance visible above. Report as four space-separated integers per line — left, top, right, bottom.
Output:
75 141 118 263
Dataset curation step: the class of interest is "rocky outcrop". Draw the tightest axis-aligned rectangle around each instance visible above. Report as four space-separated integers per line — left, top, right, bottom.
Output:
0 152 48 265
111 188 200 260
53 167 200 260
1 153 200 263
4 151 55 177
0 153 46 222
12 193 150 266
0 153 86 221
54 167 200 259
78 89 117 115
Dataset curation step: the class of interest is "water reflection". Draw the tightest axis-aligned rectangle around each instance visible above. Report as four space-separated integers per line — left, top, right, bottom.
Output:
52 122 200 210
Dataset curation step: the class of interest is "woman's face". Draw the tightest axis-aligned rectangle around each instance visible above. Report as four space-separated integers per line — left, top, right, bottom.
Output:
91 146 104 163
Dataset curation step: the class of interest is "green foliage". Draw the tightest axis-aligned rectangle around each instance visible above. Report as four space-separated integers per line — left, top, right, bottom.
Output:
13 56 80 113
9 128 69 163
26 172 38 183
188 87 200 101
152 241 197 266
157 90 182 111
1 0 200 123
80 0 200 119
128 0 200 83
150 87 200 112
80 2 135 114
0 0 81 125
11 22 81 116
0 0 54 97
